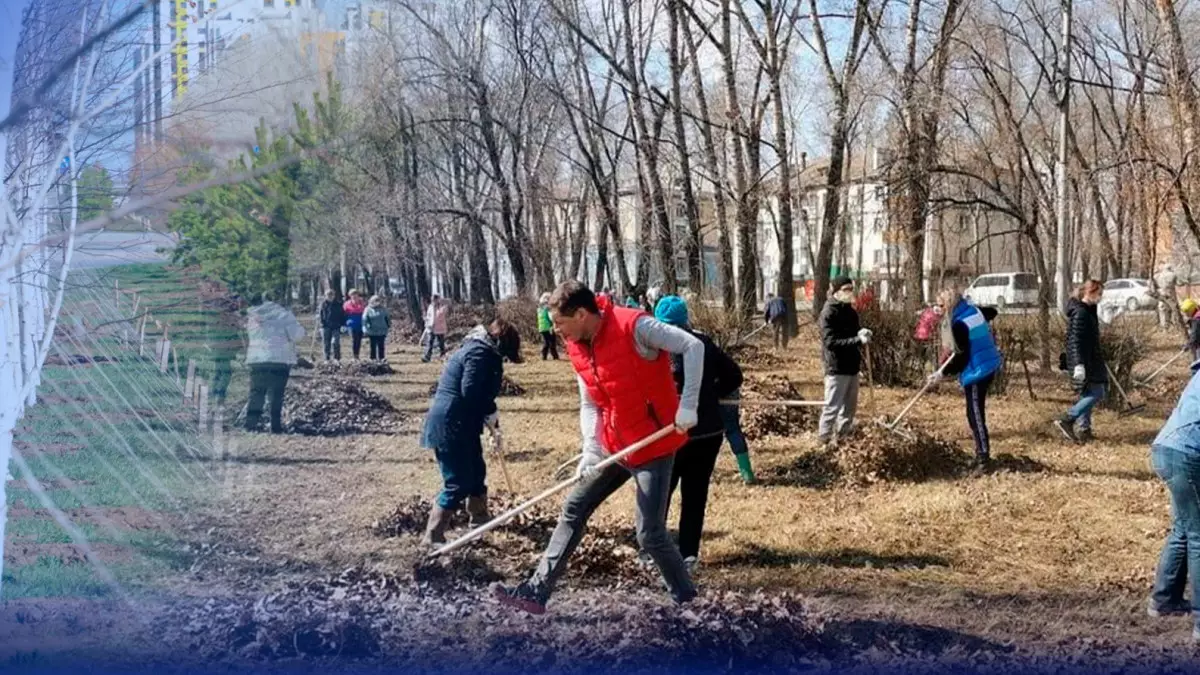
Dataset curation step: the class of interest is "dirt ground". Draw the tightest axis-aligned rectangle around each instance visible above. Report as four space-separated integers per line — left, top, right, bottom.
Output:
5 322 1200 673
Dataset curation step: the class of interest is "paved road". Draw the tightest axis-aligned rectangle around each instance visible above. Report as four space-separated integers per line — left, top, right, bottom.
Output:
69 231 176 270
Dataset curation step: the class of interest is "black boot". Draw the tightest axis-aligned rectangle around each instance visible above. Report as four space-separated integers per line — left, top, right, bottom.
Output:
466 493 490 527
421 504 454 546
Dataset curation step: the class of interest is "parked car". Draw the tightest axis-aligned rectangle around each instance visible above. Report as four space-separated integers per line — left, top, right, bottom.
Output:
1101 278 1155 311
964 272 1039 309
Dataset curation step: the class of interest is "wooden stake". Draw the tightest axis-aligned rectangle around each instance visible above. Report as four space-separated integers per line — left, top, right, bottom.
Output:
138 316 147 357
185 360 197 400
197 382 209 432
172 345 181 383
159 339 171 373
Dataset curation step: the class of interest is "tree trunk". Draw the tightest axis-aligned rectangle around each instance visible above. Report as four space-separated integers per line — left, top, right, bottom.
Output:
668 0 704 292
681 14 735 306
814 115 849 317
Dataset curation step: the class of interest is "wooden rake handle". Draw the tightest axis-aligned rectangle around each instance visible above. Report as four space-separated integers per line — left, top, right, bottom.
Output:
719 399 824 407
428 426 678 559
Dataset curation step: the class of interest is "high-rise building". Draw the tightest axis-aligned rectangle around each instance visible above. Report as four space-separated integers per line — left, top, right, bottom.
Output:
133 0 328 153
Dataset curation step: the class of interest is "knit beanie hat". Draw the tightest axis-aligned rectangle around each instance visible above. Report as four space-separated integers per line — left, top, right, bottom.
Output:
654 295 690 328
830 275 854 292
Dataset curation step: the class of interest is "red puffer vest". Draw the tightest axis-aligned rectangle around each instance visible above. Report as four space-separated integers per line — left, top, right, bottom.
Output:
566 304 685 468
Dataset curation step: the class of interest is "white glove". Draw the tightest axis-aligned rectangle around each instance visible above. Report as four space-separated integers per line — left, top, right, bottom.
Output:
926 371 943 387
1072 365 1086 384
484 412 499 431
858 328 873 344
575 452 602 481
674 407 698 432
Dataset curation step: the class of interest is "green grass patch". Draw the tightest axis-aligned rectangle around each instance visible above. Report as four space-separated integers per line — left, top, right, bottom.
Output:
4 262 234 600
1 556 117 599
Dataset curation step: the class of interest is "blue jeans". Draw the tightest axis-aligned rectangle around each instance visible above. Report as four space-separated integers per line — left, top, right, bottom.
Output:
423 334 446 361
1151 444 1200 620
720 390 749 457
434 441 486 510
1065 382 1106 430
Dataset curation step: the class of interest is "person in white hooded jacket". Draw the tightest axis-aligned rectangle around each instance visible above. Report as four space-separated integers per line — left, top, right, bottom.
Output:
245 294 305 433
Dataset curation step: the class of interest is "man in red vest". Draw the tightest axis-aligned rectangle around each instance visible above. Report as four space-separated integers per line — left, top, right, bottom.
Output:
492 280 704 614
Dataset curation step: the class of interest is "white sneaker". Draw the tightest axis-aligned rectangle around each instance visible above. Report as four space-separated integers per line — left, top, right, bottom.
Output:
684 556 699 575
637 550 654 568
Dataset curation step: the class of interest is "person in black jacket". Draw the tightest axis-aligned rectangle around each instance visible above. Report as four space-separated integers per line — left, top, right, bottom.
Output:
1055 280 1106 443
652 295 743 572
419 317 523 546
818 276 871 445
764 293 789 348
318 290 345 361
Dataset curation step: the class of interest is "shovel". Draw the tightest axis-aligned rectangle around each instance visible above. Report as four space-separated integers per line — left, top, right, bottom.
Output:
430 426 678 558
876 357 951 440
1104 363 1147 417
1135 347 1189 388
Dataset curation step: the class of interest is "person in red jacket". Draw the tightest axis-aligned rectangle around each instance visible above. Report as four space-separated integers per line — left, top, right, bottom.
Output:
492 280 704 614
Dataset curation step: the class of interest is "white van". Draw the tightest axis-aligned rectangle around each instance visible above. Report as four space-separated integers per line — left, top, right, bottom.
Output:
964 272 1039 309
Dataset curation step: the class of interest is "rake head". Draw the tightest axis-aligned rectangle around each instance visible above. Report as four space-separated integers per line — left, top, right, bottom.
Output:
873 415 916 441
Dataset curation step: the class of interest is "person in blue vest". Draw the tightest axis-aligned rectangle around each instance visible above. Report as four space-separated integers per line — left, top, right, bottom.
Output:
926 287 1003 472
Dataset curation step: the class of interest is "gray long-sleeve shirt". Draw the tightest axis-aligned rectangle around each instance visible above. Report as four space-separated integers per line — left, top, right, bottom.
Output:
578 316 704 457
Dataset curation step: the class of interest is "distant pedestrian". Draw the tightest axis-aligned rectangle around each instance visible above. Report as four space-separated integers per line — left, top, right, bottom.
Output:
1182 299 1200 361
537 292 559 360
914 303 943 371
422 296 449 362
363 295 391 361
1055 280 1106 444
318 289 345 361
764 293 788 349
343 289 367 360
245 293 305 434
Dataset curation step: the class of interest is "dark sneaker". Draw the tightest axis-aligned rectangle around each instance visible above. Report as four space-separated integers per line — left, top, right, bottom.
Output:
491 582 546 615
1148 597 1192 617
968 457 992 476
1053 418 1078 442
1077 428 1095 443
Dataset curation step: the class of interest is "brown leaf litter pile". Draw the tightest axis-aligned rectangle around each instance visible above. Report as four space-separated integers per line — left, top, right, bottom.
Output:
235 378 407 436
738 375 820 440
157 564 831 672
373 495 653 593
769 425 971 487
315 360 397 377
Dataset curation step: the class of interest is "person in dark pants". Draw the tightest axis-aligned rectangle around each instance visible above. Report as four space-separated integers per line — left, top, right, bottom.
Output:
363 295 391 361
764 293 788 348
1147 359 1200 638
653 295 743 572
318 289 345 361
244 294 305 433
491 281 703 615
537 292 559 360
420 318 523 545
927 288 1003 472
343 289 366 360
1055 280 1106 443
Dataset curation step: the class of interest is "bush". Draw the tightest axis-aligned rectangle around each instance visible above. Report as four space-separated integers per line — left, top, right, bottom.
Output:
688 300 751 350
856 305 927 387
496 296 541 345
